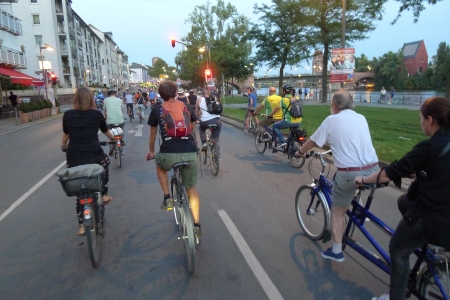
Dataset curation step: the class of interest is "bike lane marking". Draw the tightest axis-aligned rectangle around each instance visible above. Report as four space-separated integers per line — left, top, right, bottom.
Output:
128 124 144 136
218 209 284 300
0 161 67 222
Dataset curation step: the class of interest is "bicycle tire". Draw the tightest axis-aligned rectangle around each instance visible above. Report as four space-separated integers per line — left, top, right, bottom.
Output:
84 203 101 268
254 131 267 154
171 177 181 227
203 147 207 165
180 187 196 274
117 146 122 168
418 261 450 299
250 119 257 136
210 145 219 176
295 185 328 240
290 140 306 168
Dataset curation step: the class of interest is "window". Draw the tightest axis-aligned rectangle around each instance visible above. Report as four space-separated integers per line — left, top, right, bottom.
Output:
35 35 42 46
32 14 40 25
30 0 38 3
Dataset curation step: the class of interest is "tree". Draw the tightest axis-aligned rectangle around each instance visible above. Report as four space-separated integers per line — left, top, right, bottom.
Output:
297 0 386 102
392 0 443 24
431 42 450 99
371 50 407 89
355 54 372 72
148 58 176 82
249 0 311 93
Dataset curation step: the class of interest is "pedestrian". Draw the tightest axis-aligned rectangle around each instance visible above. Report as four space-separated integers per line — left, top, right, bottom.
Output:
8 91 19 108
244 87 257 134
380 87 386 103
388 86 395 105
310 89 314 100
304 86 309 99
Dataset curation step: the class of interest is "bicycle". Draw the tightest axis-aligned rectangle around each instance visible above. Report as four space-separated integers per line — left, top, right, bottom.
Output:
127 104 134 122
295 150 450 300
56 163 106 268
243 109 258 136
170 161 198 274
254 122 307 168
108 126 124 168
137 106 144 124
201 124 219 176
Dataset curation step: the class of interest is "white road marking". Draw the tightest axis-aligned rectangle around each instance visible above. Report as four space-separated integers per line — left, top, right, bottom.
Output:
0 161 67 222
218 209 284 300
128 124 144 136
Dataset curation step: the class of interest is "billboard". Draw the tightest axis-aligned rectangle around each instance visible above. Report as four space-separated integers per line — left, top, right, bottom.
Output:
330 48 355 83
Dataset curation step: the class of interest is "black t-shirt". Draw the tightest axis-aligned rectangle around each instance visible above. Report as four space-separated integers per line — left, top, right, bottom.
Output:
177 96 187 103
148 101 197 153
137 96 144 104
63 109 109 167
187 95 197 106
8 95 18 106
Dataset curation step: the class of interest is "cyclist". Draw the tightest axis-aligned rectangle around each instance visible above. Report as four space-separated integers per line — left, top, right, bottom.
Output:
196 89 222 155
296 89 379 262
355 96 450 300
103 88 126 156
136 92 146 119
149 88 156 106
61 87 115 235
271 84 301 147
124 90 134 119
146 80 202 237
252 86 282 142
142 91 149 109
244 87 257 133
188 89 197 106
177 88 188 103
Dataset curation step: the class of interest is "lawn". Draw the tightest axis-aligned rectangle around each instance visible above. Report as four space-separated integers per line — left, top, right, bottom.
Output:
223 104 424 163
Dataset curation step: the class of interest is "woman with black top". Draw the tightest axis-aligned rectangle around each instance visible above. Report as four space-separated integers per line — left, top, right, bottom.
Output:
61 87 116 236
354 96 450 300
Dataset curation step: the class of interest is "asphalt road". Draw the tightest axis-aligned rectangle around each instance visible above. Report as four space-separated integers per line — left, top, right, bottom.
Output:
0 115 410 300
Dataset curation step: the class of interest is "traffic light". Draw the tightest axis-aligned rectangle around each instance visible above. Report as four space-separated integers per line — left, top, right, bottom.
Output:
205 69 211 77
50 72 58 84
171 36 175 48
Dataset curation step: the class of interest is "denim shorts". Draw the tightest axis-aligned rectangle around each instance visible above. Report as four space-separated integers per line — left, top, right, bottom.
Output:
332 165 380 207
155 152 198 188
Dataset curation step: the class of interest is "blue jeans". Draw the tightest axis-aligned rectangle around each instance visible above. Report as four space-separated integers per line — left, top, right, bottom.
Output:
272 120 300 142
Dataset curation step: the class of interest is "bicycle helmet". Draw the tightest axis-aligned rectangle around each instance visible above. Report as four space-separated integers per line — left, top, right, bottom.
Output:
178 88 184 94
107 88 117 96
282 84 293 93
110 127 123 136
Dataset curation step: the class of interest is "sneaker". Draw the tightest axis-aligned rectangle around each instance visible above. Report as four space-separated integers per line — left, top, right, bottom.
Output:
109 149 114 157
371 294 389 300
201 143 207 151
321 247 345 262
77 224 85 236
194 224 202 245
121 141 126 146
160 198 174 211
278 141 287 148
244 129 248 134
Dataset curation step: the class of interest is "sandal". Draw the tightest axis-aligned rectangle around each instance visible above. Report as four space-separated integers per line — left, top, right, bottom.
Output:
102 195 113 204
77 224 85 236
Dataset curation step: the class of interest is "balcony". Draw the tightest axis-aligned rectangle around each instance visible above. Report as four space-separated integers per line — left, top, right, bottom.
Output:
0 9 22 36
68 27 75 38
0 46 26 68
60 45 69 56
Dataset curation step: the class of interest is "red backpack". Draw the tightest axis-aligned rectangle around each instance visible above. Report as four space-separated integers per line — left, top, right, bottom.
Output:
161 100 192 138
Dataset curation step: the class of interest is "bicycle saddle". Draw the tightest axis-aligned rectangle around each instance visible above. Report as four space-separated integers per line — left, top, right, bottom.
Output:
207 124 218 129
173 162 189 169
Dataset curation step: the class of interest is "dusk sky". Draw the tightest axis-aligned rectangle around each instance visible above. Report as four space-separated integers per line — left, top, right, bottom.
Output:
72 0 450 76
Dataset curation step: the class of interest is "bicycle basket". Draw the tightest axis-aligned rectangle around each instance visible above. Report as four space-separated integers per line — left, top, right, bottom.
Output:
56 164 105 197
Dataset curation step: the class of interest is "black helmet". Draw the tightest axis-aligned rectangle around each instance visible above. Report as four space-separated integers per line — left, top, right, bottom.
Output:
282 84 293 93
107 88 116 96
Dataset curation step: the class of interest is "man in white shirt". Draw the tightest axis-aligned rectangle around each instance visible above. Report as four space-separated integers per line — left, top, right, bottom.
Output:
297 89 379 262
104 89 126 156
124 91 135 119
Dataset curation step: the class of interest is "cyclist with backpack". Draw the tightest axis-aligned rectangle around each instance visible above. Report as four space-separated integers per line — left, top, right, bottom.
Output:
146 81 202 238
271 84 302 147
252 86 282 142
196 89 222 156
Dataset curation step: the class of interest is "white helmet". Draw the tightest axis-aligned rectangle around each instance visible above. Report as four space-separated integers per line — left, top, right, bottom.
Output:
111 127 123 136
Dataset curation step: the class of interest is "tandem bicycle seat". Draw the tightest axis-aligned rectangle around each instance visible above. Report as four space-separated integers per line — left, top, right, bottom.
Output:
173 161 190 170
207 124 218 130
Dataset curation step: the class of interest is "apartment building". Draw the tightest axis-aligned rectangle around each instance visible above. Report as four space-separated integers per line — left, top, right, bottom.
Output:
10 0 129 89
0 1 26 70
129 62 149 84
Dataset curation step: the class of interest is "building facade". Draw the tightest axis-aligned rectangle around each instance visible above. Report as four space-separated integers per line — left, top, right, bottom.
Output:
129 62 148 83
402 40 428 75
0 1 26 69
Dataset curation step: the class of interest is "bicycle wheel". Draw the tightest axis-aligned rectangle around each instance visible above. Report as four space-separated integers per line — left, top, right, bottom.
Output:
210 145 219 176
179 188 196 274
254 131 267 154
117 145 122 168
418 261 450 299
171 177 181 227
290 140 306 168
203 147 207 165
84 203 101 268
295 185 328 240
250 119 257 136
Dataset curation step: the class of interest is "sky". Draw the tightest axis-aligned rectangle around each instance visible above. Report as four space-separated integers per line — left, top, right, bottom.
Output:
72 0 450 77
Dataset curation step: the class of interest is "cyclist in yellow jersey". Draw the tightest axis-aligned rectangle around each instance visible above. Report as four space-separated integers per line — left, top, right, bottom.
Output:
270 84 302 147
252 87 282 142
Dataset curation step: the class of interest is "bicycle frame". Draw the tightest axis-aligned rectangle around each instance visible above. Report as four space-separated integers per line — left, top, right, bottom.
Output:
306 152 449 299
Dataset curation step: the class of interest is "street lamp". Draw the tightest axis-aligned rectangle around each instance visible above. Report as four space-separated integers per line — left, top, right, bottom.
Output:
199 45 211 83
39 42 54 99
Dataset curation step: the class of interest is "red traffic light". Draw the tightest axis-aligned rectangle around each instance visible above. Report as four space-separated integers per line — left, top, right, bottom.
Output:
171 36 175 48
205 69 211 76
50 72 58 83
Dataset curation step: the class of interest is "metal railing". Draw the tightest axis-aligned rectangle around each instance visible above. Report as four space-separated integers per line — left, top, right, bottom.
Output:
0 9 22 36
0 46 26 68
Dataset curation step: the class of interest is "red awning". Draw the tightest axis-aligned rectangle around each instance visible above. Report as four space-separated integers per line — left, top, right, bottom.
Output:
0 66 36 86
31 77 45 86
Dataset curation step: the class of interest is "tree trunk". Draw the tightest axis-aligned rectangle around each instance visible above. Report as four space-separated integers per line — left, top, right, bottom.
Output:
321 43 330 103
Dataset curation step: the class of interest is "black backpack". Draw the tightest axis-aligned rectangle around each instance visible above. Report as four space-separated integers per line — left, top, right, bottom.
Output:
285 97 303 118
206 95 223 115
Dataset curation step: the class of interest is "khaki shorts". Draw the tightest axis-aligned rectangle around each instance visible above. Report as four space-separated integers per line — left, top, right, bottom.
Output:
332 165 380 207
155 152 198 188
